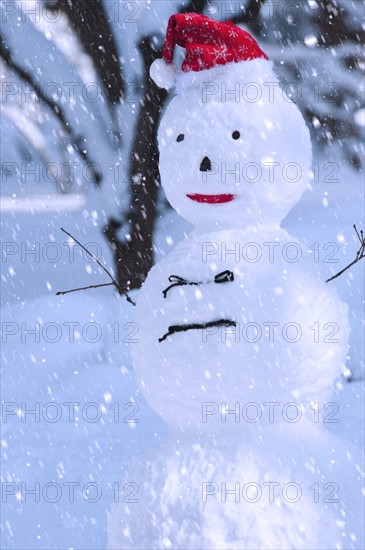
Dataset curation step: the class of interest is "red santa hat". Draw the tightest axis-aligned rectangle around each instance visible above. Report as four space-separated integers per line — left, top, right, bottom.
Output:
150 13 270 91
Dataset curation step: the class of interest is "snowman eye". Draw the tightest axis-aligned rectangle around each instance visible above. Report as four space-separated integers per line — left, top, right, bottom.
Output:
176 134 185 142
232 131 241 140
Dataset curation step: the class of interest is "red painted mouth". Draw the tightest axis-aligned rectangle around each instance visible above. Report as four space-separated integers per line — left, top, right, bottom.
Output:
186 193 235 204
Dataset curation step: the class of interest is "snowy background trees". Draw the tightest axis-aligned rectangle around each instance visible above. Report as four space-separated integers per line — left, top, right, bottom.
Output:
1 1 364 548
1 0 364 292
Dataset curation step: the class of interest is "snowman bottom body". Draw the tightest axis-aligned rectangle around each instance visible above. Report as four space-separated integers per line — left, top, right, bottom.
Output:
107 227 363 549
107 428 363 550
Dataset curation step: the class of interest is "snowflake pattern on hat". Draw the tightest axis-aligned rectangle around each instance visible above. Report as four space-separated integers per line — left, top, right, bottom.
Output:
162 13 268 73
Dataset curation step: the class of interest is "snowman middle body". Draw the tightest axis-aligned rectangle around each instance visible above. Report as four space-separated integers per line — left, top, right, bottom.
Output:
132 226 348 432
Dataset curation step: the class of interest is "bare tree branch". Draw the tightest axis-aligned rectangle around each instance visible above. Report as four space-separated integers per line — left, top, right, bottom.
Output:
46 0 125 106
0 35 102 186
315 0 365 46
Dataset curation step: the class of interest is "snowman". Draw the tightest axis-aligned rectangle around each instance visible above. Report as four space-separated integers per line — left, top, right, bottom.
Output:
107 14 364 550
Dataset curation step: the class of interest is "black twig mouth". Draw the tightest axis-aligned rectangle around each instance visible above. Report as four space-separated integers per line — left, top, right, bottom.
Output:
159 319 236 343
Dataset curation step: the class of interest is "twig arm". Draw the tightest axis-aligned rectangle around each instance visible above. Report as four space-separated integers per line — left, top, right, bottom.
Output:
56 282 114 296
61 228 118 287
326 224 365 283
57 228 136 305
325 257 362 283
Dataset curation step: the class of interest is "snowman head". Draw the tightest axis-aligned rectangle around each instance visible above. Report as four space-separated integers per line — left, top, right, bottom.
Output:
151 14 312 230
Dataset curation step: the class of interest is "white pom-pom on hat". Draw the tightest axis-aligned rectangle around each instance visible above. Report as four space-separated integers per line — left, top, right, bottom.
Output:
150 59 177 90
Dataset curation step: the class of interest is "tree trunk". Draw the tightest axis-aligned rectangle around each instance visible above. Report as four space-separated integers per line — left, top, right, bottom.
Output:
105 0 210 293
104 36 167 292
47 0 124 107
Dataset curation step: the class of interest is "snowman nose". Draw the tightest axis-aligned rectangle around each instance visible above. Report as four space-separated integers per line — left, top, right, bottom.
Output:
200 156 212 172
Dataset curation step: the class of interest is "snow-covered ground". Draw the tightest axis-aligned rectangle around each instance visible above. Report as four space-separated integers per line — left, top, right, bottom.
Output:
1 146 364 548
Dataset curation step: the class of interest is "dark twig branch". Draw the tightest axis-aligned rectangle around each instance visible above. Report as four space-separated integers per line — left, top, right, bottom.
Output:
326 225 365 283
56 228 136 305
60 227 117 283
56 282 114 296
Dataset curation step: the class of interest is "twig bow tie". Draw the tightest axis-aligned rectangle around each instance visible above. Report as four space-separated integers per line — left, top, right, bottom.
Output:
163 270 234 298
